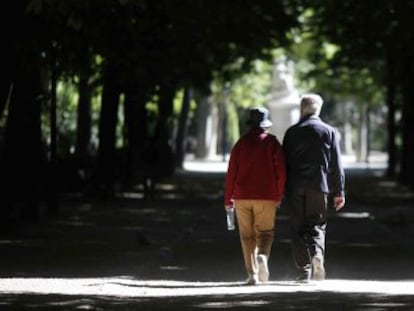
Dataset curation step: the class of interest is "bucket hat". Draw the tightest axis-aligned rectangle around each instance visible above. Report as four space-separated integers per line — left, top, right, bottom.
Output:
247 107 273 128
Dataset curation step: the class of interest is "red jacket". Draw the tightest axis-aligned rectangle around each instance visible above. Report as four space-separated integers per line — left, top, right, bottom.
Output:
224 127 286 206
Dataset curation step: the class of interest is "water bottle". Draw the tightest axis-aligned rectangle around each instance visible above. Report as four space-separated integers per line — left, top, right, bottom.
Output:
226 206 236 230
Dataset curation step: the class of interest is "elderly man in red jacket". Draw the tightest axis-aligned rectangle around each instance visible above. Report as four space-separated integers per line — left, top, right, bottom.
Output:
225 107 286 285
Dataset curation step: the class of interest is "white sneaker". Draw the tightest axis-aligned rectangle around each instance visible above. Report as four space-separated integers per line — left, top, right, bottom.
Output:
312 256 326 280
257 254 269 283
246 273 259 285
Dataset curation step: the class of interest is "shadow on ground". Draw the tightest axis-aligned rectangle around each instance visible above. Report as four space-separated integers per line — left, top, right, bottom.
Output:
0 162 414 310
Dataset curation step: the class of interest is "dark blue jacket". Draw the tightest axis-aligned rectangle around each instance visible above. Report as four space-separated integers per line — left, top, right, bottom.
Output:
282 115 345 197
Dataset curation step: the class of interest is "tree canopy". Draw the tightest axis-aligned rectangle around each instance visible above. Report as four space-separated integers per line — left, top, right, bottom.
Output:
2 0 414 226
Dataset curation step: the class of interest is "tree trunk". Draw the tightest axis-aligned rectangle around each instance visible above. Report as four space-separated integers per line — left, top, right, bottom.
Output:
400 72 414 189
0 84 13 123
47 46 59 215
152 82 175 178
356 105 369 162
96 62 121 191
208 100 219 159
216 98 224 157
343 121 353 155
75 67 92 160
0 43 15 122
155 82 175 141
385 67 398 178
123 85 149 186
175 86 192 168
195 94 212 159
2 52 44 221
217 89 230 161
340 101 354 155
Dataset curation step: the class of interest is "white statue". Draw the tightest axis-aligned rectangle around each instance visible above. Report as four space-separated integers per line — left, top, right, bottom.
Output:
273 60 295 97
268 58 300 141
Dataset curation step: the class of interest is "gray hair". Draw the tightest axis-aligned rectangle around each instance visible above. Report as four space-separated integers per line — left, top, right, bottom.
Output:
300 93 323 117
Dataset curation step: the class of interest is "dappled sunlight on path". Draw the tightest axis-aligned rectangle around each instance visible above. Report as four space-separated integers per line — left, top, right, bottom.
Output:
1 277 413 297
1 151 413 310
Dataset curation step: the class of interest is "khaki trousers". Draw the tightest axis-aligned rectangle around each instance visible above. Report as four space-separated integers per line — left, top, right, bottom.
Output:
234 199 278 275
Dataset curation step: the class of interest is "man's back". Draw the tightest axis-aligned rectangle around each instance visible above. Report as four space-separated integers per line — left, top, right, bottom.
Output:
283 115 340 194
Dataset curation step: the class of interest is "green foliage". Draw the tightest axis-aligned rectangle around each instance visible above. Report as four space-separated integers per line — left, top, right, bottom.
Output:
40 80 78 155
40 79 102 156
173 88 196 118
209 57 275 145
227 59 273 109
287 10 385 116
11 1 394 160
211 57 274 132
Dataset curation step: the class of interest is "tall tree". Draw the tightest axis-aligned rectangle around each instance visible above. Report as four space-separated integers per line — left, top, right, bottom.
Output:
0 1 50 222
302 0 414 186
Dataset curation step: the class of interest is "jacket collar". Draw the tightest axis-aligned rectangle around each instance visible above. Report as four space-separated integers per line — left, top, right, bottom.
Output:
249 127 267 134
299 114 320 124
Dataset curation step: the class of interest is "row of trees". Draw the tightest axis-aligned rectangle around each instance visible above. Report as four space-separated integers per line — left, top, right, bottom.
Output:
299 0 414 182
0 0 302 222
1 1 414 224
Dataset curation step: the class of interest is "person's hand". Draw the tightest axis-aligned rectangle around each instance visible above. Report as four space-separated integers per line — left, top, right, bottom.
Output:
333 196 345 211
225 205 234 211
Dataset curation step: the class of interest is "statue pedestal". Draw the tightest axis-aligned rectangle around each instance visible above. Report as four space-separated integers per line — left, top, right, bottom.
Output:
268 91 300 142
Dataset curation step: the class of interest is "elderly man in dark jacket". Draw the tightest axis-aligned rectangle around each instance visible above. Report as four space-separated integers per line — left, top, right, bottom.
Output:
282 93 345 283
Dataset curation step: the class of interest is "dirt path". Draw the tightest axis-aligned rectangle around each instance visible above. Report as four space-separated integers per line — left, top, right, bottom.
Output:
0 161 414 310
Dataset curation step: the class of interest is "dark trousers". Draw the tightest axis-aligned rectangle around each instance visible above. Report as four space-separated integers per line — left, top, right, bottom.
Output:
286 188 328 277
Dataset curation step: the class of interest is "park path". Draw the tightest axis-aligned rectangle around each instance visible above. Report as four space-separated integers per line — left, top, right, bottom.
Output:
0 154 414 310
